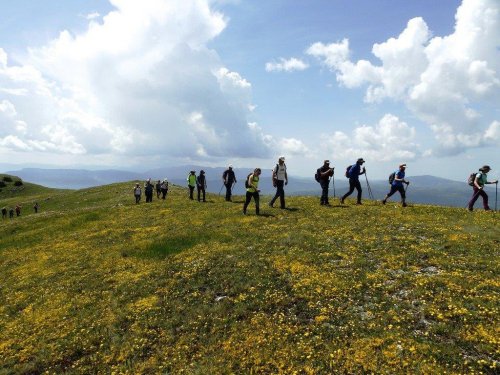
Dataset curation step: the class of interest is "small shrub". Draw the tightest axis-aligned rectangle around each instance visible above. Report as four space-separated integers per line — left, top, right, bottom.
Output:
2 176 13 182
0 181 6 188
14 181 23 186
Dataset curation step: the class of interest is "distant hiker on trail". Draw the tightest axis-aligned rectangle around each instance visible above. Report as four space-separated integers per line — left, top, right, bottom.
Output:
197 170 207 202
161 178 169 200
133 183 142 204
9 208 14 218
2 207 7 219
269 156 288 209
243 168 261 215
222 165 237 202
15 205 21 217
144 179 154 203
316 160 334 206
382 163 410 207
34 202 38 213
341 158 366 205
156 180 161 199
468 165 498 211
187 170 196 200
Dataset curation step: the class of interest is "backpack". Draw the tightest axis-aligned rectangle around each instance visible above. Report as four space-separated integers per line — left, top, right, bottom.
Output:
389 172 396 185
314 168 321 182
345 165 351 178
244 173 253 189
468 172 478 186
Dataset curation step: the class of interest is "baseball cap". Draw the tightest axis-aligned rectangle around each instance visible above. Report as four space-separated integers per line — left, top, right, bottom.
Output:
279 156 285 161
400 163 407 168
324 159 330 164
357 158 365 163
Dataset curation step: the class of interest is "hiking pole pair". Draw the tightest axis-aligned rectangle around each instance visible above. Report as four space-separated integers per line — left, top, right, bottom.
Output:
364 172 375 200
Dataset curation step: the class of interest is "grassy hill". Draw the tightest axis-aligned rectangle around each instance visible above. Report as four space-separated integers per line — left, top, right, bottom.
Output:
0 179 499 374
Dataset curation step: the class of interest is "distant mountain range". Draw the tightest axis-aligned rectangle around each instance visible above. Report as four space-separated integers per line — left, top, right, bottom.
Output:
5 167 486 208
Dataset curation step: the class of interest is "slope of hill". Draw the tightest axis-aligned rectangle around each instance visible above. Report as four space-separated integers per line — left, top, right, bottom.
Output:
1 181 499 374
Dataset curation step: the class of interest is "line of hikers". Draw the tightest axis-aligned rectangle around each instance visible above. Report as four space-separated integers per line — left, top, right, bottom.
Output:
1 202 38 219
130 158 498 214
133 178 169 204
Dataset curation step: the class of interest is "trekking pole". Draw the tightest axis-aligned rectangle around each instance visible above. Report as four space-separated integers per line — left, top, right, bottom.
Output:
218 183 224 195
332 173 336 199
231 181 237 192
365 173 374 200
495 182 498 211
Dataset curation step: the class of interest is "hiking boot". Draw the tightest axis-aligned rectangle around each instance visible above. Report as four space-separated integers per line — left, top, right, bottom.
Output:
242 211 246 215
402 203 407 207
468 208 473 212
268 203 274 208
356 202 362 205
324 203 331 207
382 200 386 205
340 199 344 204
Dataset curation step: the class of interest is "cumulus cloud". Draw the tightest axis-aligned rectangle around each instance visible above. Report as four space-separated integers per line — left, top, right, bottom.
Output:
307 0 500 156
85 12 101 20
265 57 309 73
0 0 275 161
322 114 420 161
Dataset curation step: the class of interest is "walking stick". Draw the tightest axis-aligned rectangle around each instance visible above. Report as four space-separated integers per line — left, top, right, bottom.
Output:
465 189 481 209
364 173 374 200
495 183 498 211
332 173 336 199
218 183 225 195
231 181 237 192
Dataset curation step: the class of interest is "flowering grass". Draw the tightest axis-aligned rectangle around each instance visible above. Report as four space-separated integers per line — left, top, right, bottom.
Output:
0 178 499 374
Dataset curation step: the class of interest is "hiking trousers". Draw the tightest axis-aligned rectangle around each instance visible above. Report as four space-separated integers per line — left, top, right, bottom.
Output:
135 194 141 203
243 191 260 214
197 186 206 202
161 189 168 199
343 180 362 203
225 183 233 201
386 185 406 199
145 192 153 203
189 186 195 200
269 180 285 208
469 186 489 210
320 180 329 205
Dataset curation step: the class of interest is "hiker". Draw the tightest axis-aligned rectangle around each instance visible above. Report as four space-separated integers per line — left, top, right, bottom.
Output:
197 170 207 202
269 156 288 209
161 178 169 200
316 160 334 206
341 158 366 205
15 204 21 217
382 163 410 207
133 183 142 204
1 207 7 219
156 180 161 199
9 207 14 218
34 202 38 213
469 165 498 211
187 170 196 200
243 168 261 215
144 179 154 203
222 165 237 202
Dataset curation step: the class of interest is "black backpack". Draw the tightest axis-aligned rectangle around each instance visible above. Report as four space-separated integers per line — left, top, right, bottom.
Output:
244 173 253 189
314 168 321 182
468 172 478 186
345 165 351 178
389 172 396 185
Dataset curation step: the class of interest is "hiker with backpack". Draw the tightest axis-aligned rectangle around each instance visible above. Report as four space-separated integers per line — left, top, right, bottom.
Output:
144 179 154 203
155 180 161 199
2 207 7 218
382 163 410 207
243 168 262 215
133 183 142 204
187 170 197 200
9 207 14 218
15 204 21 217
34 202 38 213
222 165 237 202
468 165 498 211
269 156 288 209
315 160 334 206
341 158 366 205
197 170 207 202
161 178 169 200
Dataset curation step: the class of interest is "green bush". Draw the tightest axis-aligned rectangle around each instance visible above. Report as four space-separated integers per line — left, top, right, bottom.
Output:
2 176 13 182
0 181 6 188
14 181 23 187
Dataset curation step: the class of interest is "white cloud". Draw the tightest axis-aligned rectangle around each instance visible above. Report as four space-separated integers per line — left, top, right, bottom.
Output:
322 114 420 161
0 0 275 161
85 12 101 20
265 57 309 73
279 138 310 156
307 0 500 156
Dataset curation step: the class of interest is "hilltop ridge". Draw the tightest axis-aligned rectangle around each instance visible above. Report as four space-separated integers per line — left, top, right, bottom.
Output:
0 180 499 374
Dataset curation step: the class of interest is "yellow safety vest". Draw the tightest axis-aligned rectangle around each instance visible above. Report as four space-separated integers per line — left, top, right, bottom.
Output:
247 174 259 193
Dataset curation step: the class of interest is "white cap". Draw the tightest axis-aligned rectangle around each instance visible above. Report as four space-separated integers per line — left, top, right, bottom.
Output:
229 164 233 168
279 156 285 161
399 163 407 168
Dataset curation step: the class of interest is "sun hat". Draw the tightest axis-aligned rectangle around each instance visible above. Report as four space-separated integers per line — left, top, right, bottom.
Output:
479 165 491 171
279 156 285 161
357 158 365 163
229 164 233 168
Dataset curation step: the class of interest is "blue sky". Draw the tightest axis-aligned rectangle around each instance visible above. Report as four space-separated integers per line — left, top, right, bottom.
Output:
0 0 498 182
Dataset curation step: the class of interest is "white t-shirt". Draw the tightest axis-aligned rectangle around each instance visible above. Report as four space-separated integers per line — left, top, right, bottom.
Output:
274 164 287 181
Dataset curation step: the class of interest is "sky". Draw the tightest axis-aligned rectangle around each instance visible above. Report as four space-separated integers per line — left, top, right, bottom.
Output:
0 0 499 181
